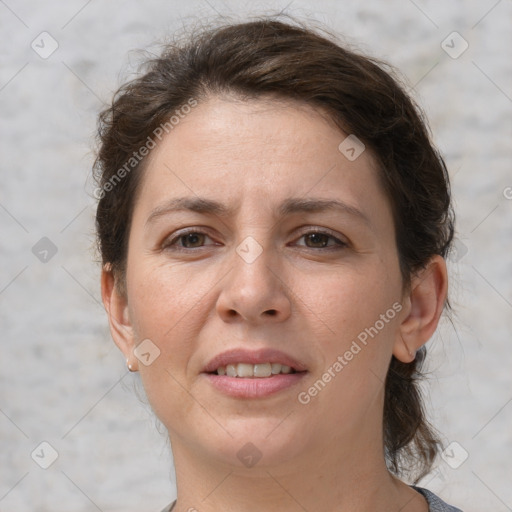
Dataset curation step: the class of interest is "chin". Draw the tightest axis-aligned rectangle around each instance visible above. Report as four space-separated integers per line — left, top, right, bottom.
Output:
199 418 309 470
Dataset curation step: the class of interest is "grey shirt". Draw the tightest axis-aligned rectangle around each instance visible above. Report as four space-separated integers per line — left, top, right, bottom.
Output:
161 486 463 511
412 486 463 511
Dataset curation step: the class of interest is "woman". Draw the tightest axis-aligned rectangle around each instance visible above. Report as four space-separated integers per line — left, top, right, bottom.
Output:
94 16 462 512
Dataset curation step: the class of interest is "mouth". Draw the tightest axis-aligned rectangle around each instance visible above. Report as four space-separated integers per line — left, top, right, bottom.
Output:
208 362 301 378
201 348 308 398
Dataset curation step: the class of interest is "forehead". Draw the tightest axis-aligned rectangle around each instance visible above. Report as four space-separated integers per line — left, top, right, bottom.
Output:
159 94 352 164
134 95 390 226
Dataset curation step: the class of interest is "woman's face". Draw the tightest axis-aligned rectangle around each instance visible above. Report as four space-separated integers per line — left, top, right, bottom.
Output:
119 95 407 469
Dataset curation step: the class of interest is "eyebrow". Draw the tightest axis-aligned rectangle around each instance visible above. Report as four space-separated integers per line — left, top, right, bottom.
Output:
145 196 372 229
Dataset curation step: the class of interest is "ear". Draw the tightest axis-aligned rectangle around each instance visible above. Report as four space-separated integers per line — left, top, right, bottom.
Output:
393 255 448 363
101 267 139 371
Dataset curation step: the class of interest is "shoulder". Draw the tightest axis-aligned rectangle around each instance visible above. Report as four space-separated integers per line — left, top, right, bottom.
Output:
411 486 464 512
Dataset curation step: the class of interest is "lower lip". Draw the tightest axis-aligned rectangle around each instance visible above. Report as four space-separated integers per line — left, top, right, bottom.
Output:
202 372 307 398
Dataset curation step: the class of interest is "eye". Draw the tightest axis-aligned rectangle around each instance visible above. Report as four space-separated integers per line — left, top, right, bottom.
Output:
295 230 347 250
163 230 215 251
162 228 348 252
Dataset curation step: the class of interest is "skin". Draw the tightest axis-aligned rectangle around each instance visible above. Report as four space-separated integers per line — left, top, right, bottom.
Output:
102 95 448 512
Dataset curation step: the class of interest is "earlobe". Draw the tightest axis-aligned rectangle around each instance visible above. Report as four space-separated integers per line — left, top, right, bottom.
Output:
101 267 139 371
393 255 448 363
394 333 417 364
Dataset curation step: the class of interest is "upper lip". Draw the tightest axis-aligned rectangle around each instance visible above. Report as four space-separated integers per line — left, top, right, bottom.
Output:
202 347 308 373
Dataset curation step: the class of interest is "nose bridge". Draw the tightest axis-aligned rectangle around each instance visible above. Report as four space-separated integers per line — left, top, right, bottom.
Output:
216 228 291 323
232 230 277 298
236 232 274 283
232 198 275 274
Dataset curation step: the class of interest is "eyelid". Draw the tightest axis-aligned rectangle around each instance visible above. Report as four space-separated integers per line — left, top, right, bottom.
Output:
293 228 349 250
162 227 216 249
162 226 349 252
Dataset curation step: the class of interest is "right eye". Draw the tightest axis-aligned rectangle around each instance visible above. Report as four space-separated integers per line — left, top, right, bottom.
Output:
163 230 217 251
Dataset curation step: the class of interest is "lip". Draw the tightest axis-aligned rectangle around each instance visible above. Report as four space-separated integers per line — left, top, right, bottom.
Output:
202 347 308 374
203 372 307 398
201 347 308 399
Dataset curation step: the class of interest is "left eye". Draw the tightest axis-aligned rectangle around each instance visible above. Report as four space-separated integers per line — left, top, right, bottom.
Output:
295 231 347 249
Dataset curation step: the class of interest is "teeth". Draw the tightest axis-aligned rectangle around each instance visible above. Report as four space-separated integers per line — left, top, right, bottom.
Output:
226 364 237 377
237 363 254 378
215 363 296 377
271 363 281 374
253 363 271 377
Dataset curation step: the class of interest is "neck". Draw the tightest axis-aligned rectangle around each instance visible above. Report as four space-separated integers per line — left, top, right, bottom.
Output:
169 433 427 512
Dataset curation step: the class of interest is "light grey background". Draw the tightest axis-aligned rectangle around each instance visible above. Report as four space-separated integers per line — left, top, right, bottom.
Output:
1 1 511 511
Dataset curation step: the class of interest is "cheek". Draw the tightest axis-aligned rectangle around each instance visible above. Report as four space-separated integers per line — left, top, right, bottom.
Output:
126 263 202 426
300 293 400 435
304 257 402 386
125 261 200 389
125 258 226 404
305 259 400 336
127 258 210 340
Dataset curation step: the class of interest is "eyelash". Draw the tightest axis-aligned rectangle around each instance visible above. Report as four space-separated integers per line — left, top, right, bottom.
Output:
162 228 348 252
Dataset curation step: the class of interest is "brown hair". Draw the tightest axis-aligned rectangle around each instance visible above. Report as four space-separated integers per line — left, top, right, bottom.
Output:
94 15 454 482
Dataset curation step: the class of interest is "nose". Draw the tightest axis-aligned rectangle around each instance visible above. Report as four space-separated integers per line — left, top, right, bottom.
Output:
216 237 292 325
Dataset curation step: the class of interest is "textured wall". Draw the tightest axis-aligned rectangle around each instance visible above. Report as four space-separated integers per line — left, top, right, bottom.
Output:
1 1 511 511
